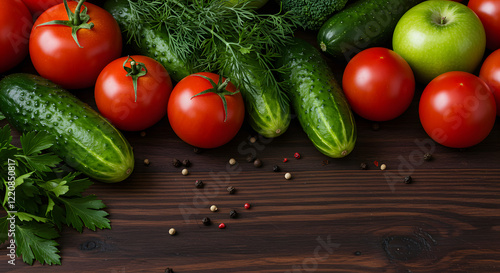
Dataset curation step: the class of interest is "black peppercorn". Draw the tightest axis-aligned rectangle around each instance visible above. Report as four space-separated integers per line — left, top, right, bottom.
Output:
404 176 413 184
354 251 362 256
360 162 368 170
227 186 236 194
229 210 238 219
246 154 255 163
193 147 202 154
423 153 433 161
165 268 174 273
182 159 191 167
272 165 280 172
172 158 182 168
195 180 204 188
371 122 380 131
253 158 262 168
202 217 211 226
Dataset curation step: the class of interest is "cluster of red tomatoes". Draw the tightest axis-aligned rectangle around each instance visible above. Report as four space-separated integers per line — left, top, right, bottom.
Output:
341 0 500 149
1 0 245 149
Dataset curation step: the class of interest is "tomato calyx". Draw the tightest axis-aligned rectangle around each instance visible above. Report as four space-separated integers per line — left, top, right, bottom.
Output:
123 56 148 102
190 74 240 122
35 0 94 48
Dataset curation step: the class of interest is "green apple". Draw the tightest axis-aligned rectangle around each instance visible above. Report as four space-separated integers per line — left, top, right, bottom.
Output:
392 0 486 83
222 0 269 9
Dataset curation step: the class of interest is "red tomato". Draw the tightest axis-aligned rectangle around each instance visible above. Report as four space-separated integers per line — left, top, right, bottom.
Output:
468 0 500 51
419 71 496 148
95 55 173 131
21 0 63 17
480 49 500 116
342 47 415 121
29 1 122 89
167 72 245 149
0 0 32 74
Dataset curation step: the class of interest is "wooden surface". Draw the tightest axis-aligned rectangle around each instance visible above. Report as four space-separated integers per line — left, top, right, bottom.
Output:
2 1 500 272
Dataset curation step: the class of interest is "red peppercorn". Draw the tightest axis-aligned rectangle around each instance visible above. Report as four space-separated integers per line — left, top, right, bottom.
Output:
294 152 301 159
218 223 226 229
283 158 288 163
244 203 251 209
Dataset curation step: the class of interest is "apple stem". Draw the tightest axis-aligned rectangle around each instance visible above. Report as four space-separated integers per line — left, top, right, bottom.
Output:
441 16 447 25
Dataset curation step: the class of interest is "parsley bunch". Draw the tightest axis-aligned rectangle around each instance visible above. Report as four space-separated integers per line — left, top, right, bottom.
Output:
0 121 111 265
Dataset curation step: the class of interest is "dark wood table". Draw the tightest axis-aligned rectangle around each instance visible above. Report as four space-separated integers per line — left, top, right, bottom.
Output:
2 2 500 272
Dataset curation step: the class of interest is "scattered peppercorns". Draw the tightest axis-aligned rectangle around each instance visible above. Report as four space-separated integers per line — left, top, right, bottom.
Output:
229 158 237 166
423 153 433 161
210 205 218 212
181 168 189 176
294 152 301 159
143 158 150 166
404 176 413 184
371 122 380 131
322 160 329 166
227 186 236 194
354 251 362 256
140 131 146 137
380 164 387 170
360 162 368 170
272 165 280 172
195 180 204 188
193 147 202 154
172 158 182 168
249 136 257 143
244 203 251 209
165 268 174 273
202 217 211 226
229 210 238 219
182 159 191 167
218 223 226 229
253 158 262 168
284 172 292 180
168 228 176 236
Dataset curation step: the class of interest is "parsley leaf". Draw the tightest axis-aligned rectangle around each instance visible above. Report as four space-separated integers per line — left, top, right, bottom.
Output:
58 195 111 232
15 222 61 265
0 126 111 265
20 131 55 156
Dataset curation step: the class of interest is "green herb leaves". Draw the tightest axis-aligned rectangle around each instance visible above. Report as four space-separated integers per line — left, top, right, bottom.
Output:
0 125 110 265
124 0 297 110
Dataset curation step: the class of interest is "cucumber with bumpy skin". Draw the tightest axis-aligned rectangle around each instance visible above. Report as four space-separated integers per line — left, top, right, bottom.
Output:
104 0 194 82
317 0 423 61
0 73 134 183
223 52 291 138
277 38 356 158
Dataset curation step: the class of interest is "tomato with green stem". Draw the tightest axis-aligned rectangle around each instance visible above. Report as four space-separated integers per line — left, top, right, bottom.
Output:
167 72 245 149
95 55 173 131
29 0 122 89
0 0 32 74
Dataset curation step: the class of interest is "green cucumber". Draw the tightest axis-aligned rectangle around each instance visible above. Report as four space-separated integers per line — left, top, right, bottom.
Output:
223 52 290 138
0 73 134 183
104 0 194 82
277 38 356 158
317 0 423 61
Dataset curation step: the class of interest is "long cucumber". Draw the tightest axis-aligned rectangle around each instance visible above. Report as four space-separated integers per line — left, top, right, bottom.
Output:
277 38 356 158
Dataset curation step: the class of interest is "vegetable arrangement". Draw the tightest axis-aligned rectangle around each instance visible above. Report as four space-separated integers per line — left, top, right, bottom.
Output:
0 0 499 266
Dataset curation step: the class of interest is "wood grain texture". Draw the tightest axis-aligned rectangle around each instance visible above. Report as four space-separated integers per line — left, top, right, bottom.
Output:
2 1 500 272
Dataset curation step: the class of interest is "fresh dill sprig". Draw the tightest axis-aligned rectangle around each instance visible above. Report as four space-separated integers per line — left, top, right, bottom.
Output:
123 0 297 111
